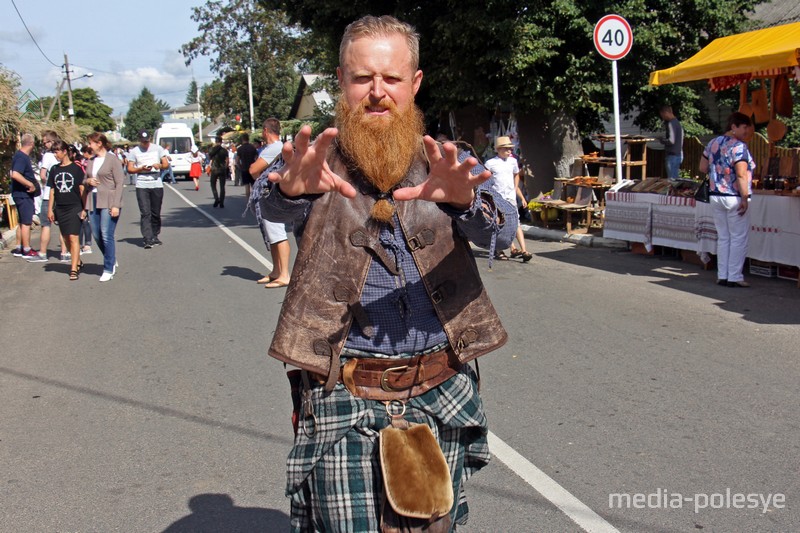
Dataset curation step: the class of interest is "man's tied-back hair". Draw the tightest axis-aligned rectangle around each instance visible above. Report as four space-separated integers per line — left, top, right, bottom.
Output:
340 15 420 71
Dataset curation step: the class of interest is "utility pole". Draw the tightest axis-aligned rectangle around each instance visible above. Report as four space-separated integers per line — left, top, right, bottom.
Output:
247 66 255 132
196 82 202 143
64 53 75 124
45 78 66 121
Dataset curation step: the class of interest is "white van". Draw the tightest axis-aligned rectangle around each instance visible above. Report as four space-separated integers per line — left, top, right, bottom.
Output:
154 123 195 179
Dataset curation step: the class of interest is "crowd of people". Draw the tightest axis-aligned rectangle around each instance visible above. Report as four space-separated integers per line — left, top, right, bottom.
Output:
10 130 119 281
7 120 303 285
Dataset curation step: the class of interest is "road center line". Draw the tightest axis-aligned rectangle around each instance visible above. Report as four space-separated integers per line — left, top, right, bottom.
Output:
168 184 273 270
488 432 619 532
169 185 615 532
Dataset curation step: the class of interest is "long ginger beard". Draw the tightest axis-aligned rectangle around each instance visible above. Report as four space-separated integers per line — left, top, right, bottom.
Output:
336 97 424 222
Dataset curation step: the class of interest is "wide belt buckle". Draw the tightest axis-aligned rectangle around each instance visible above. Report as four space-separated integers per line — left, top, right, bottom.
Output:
380 364 412 392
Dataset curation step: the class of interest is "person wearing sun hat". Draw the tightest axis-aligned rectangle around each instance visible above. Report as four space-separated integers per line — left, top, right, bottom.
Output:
485 136 533 262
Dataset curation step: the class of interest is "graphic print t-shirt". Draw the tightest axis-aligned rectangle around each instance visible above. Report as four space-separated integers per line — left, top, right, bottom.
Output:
47 162 85 208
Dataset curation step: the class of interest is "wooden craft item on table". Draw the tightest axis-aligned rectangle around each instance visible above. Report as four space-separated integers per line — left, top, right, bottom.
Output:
738 82 753 117
773 74 793 118
767 77 788 143
751 79 770 124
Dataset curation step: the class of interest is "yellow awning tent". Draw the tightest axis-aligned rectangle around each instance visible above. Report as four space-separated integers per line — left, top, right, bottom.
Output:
649 22 800 86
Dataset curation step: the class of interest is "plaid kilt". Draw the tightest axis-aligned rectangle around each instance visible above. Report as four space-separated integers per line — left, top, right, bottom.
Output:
286 364 490 532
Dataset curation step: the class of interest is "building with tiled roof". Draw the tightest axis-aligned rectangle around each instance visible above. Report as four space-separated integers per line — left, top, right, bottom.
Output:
750 0 800 28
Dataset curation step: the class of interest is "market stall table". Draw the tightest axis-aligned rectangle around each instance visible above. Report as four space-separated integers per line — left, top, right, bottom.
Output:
748 193 800 268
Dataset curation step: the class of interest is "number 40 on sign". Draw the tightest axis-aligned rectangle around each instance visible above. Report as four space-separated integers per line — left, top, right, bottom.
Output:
593 14 633 183
594 14 633 60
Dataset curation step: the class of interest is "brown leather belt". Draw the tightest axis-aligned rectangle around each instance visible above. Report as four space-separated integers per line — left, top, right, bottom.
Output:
321 348 461 401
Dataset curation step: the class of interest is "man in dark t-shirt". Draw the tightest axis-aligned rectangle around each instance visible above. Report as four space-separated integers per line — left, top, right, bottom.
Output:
236 132 259 197
207 135 228 208
10 133 39 258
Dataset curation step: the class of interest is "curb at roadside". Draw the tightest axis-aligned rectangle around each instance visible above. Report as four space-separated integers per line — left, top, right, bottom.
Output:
520 224 628 249
1 227 15 250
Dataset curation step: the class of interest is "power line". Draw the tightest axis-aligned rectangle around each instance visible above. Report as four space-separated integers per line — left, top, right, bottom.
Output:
71 63 117 76
10 0 60 68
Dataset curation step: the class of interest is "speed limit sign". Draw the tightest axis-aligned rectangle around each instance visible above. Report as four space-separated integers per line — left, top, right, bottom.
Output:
594 15 633 60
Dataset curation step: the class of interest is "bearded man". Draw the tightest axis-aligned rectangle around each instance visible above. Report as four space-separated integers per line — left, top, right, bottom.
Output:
254 15 517 532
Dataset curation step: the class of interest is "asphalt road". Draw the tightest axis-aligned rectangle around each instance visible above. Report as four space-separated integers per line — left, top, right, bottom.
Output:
1 180 798 532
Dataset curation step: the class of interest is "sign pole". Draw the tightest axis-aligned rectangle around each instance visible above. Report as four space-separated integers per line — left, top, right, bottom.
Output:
612 60 623 183
594 14 633 184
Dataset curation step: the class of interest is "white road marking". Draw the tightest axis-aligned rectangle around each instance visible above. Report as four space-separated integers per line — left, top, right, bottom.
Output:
169 184 616 531
488 431 619 532
167 184 274 270
652 266 698 278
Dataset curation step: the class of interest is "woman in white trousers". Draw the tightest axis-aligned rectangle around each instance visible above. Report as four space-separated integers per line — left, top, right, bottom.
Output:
699 112 754 287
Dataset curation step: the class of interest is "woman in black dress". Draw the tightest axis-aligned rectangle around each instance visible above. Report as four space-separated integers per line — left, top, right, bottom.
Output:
47 140 86 280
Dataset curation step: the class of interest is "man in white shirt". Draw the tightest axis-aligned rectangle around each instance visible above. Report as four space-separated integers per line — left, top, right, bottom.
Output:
127 130 169 249
248 117 291 288
485 136 532 262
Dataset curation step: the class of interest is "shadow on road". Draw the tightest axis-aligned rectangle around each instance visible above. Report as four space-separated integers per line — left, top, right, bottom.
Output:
530 244 800 325
0 366 293 446
161 493 290 532
222 265 265 282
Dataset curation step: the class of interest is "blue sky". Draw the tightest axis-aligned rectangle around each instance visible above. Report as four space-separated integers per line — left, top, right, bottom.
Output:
1 0 216 117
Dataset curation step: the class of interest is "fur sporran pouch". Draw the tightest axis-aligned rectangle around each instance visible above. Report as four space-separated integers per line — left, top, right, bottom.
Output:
379 406 454 532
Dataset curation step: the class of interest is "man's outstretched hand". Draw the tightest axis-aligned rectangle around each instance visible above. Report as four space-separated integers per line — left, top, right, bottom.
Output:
393 136 491 209
268 125 356 198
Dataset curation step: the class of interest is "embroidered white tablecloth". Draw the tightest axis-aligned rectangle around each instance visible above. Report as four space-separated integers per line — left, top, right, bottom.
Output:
748 195 800 267
604 192 799 267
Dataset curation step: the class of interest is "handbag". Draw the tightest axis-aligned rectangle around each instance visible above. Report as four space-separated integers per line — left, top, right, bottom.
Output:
694 177 710 203
29 177 41 197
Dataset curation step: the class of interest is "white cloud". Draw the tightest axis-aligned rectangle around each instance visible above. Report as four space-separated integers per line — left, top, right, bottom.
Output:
86 66 197 116
162 50 192 76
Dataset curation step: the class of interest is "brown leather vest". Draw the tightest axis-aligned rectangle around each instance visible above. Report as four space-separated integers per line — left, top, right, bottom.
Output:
268 149 507 387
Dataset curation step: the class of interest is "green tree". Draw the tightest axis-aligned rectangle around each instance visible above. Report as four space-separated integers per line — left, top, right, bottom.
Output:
199 79 227 122
123 87 163 141
185 80 199 105
181 0 331 130
261 0 763 186
43 88 113 132
35 88 114 132
155 98 171 112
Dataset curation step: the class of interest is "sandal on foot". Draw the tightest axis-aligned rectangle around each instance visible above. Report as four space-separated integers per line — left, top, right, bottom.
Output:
509 249 523 258
69 270 79 281
521 252 533 262
264 279 289 289
494 251 509 261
